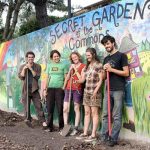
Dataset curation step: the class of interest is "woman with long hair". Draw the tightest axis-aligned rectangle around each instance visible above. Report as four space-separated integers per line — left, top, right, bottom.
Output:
76 47 103 142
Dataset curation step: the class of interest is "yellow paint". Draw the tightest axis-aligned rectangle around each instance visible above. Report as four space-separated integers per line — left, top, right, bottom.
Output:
41 64 47 80
127 53 131 59
0 43 5 55
138 51 150 73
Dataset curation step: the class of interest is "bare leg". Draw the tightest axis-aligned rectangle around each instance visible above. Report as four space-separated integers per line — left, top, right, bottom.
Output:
63 102 69 125
74 103 80 127
83 105 91 135
91 106 99 137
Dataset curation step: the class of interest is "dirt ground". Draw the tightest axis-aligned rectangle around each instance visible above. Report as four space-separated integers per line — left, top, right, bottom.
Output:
0 109 150 150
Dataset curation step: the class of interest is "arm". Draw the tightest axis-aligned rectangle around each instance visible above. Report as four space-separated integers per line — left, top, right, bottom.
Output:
63 73 68 90
77 68 86 83
43 64 50 97
104 63 129 77
93 71 104 94
43 74 51 97
18 65 26 80
27 64 40 78
44 74 50 90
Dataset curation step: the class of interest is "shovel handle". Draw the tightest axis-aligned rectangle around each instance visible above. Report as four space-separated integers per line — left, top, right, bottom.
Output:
107 71 111 136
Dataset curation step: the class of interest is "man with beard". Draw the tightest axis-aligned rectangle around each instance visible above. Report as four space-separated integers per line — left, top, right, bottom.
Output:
18 51 47 128
100 35 129 146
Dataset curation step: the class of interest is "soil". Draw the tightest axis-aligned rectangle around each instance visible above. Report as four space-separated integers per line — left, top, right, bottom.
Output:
0 109 150 150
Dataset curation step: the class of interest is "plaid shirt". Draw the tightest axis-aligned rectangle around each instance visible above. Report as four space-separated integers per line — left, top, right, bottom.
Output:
84 62 102 94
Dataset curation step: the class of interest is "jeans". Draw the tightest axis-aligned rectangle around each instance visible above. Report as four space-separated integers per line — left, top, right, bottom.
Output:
101 90 125 141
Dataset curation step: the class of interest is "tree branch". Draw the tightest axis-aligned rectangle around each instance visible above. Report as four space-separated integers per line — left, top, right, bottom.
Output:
2 0 14 40
7 0 25 40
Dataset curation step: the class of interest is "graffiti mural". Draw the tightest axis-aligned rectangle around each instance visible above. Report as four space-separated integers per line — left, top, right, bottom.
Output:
0 0 150 139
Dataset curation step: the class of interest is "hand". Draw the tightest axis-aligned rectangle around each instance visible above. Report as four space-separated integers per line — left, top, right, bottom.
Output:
91 89 97 100
43 90 47 97
23 65 28 71
69 64 75 71
26 64 32 71
103 63 112 72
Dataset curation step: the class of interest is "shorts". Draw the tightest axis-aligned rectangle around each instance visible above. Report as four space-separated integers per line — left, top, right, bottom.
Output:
64 89 83 104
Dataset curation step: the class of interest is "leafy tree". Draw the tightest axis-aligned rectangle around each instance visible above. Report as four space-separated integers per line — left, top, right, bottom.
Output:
26 0 67 27
1 0 67 42
18 15 66 36
18 16 40 36
2 0 25 41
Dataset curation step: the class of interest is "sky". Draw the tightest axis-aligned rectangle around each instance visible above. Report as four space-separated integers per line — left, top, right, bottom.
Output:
64 0 102 8
49 0 102 16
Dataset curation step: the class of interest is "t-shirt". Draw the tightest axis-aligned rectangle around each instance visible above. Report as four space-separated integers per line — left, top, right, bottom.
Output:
66 63 86 90
46 62 68 88
103 51 128 91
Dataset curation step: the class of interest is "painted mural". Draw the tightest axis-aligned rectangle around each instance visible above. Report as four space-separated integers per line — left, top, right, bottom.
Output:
0 0 150 139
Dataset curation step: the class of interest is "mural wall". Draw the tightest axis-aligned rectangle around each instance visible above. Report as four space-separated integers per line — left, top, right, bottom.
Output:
0 0 150 140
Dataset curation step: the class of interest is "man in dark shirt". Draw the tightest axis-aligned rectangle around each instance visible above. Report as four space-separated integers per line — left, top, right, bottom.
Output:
18 51 47 128
101 35 129 146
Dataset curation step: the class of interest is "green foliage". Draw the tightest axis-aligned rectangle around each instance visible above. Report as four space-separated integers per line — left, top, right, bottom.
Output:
18 15 66 36
48 15 67 25
47 0 67 12
18 17 40 36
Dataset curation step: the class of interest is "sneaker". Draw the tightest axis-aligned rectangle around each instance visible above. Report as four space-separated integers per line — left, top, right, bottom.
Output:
84 136 97 142
42 122 47 130
76 133 88 140
107 140 117 147
44 128 53 132
70 129 78 136
99 135 109 143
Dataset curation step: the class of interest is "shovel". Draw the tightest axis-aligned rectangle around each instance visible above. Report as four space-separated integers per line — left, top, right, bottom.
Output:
25 68 32 128
107 71 111 137
61 74 73 136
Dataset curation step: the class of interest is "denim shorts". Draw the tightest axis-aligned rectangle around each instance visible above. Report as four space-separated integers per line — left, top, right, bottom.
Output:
64 89 83 104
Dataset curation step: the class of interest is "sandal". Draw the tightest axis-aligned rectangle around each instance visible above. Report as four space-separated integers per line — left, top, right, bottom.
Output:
84 135 97 142
76 133 88 140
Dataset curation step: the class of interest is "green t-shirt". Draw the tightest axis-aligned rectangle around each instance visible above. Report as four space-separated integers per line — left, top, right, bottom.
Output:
46 62 68 88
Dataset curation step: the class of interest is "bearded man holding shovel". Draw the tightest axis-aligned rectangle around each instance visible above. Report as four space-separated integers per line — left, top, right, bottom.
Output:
101 35 129 147
18 51 47 129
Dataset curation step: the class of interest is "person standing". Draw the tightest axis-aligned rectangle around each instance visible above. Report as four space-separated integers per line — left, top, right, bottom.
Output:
44 50 68 132
18 51 47 128
63 52 85 136
101 35 129 146
76 48 103 142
